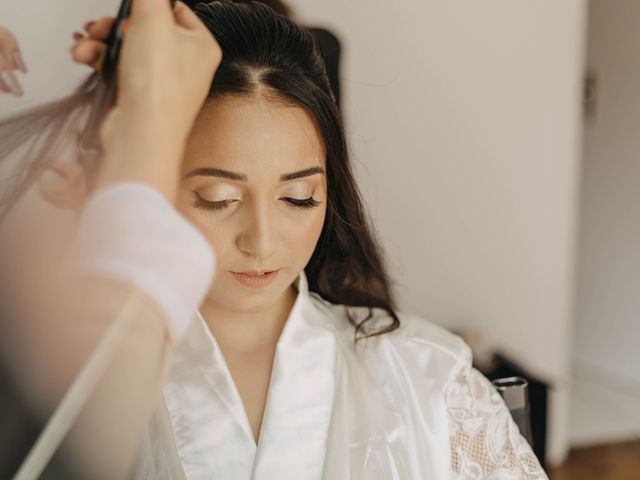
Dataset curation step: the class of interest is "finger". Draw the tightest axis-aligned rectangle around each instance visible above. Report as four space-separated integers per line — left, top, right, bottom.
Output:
91 51 106 72
73 32 85 41
0 75 9 93
0 69 23 96
71 40 106 70
71 39 106 71
11 51 28 74
173 1 204 31
0 29 19 55
0 49 22 95
131 0 173 22
86 16 116 41
0 33 27 75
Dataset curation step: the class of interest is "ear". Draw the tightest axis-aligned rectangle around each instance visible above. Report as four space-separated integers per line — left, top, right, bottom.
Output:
36 160 88 211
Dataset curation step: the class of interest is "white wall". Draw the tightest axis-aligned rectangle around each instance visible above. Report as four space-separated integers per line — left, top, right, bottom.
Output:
294 0 587 465
571 0 640 447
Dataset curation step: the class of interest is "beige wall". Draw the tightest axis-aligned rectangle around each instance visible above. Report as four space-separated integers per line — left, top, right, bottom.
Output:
294 0 587 465
571 0 640 446
0 0 118 116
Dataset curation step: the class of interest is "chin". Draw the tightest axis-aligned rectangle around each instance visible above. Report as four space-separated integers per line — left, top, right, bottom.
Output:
207 282 283 312
223 294 279 314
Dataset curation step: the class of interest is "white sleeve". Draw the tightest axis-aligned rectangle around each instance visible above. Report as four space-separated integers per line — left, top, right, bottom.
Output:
444 358 548 479
66 182 216 340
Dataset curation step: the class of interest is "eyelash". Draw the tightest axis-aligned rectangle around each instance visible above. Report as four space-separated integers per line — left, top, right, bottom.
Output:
192 194 321 211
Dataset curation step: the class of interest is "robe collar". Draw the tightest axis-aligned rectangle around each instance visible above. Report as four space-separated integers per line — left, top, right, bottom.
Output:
168 269 337 478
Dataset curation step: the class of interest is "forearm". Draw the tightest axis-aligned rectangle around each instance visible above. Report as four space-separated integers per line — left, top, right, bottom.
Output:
55 183 214 477
96 106 190 202
56 278 174 480
13 183 215 479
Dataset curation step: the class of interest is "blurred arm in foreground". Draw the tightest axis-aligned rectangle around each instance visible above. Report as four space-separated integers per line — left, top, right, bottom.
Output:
3 0 221 478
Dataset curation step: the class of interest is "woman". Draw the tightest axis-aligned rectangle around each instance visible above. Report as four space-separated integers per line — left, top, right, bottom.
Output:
3 1 548 478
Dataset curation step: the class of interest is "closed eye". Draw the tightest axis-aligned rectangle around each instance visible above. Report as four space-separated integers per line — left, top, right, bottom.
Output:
282 197 322 209
191 193 321 211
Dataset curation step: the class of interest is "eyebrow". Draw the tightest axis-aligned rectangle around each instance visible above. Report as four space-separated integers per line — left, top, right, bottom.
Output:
185 166 325 182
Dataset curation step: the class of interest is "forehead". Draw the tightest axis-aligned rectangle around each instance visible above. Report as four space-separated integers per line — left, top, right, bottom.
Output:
182 94 326 177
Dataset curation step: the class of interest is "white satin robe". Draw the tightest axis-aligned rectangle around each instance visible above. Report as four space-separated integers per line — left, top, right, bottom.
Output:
132 270 547 479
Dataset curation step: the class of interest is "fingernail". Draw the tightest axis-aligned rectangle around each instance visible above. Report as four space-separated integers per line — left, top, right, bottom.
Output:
84 20 96 31
12 53 28 74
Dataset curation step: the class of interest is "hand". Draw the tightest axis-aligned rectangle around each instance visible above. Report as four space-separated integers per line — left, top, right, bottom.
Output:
70 17 115 72
71 0 222 201
0 25 28 96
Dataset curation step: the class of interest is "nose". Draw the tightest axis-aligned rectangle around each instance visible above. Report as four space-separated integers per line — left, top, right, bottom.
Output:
235 200 276 260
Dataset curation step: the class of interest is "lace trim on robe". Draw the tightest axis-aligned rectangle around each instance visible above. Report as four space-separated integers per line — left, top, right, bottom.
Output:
445 361 548 480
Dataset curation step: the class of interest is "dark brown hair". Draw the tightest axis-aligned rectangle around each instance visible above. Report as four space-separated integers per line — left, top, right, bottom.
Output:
0 1 400 342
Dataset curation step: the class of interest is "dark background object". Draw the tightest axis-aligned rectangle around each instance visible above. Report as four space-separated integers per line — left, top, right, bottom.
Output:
492 376 533 445
0 357 42 478
307 27 341 109
480 352 550 471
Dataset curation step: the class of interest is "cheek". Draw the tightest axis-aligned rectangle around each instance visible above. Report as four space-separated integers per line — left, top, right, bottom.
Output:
175 191 228 252
290 206 326 258
177 207 234 259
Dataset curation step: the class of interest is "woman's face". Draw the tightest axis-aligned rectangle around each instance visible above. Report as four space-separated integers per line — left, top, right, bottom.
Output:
176 94 327 313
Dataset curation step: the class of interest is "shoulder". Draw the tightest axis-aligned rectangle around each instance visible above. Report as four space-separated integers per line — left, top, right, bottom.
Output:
392 310 472 365
306 293 472 373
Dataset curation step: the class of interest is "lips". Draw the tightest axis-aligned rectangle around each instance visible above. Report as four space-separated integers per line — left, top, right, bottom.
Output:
230 269 280 288
236 269 277 276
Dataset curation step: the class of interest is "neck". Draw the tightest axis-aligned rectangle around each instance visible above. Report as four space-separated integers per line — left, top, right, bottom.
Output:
200 285 298 355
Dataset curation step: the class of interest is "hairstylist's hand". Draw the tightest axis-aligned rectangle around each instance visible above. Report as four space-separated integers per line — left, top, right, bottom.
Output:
0 25 28 96
83 0 221 201
71 17 115 72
